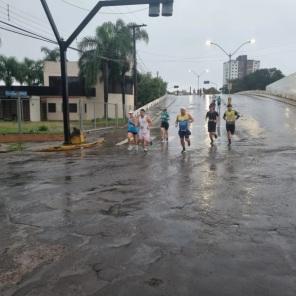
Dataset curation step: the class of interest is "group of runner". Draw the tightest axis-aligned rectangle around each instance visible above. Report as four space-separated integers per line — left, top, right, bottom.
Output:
127 96 240 153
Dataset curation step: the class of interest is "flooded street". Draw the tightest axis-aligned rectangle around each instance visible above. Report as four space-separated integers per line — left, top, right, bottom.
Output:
1 95 296 296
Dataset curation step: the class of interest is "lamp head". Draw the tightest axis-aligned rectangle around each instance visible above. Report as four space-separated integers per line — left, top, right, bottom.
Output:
250 38 256 44
206 40 212 46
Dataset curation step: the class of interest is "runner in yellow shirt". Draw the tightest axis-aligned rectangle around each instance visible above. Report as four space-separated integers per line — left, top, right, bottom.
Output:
175 107 194 153
223 104 240 145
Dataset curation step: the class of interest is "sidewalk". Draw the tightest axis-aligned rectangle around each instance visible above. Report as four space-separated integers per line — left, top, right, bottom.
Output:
238 91 296 107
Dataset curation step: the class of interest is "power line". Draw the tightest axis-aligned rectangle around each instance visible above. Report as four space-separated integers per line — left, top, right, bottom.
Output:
0 25 57 45
0 20 131 62
60 0 148 14
0 5 55 37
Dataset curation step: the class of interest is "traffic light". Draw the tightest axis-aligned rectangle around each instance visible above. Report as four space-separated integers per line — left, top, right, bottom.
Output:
149 0 160 17
162 0 173 16
149 0 174 17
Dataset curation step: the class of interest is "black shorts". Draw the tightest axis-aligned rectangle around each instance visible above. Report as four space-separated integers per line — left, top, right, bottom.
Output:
178 130 191 139
226 123 235 135
208 122 217 133
161 121 169 130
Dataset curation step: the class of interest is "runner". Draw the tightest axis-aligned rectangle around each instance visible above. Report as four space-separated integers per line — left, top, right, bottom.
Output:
223 104 240 145
138 109 152 153
127 111 138 151
160 108 170 142
217 96 222 112
175 107 194 153
206 104 219 146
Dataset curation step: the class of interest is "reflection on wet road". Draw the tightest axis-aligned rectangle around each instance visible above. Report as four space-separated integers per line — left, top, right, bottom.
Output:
1 95 296 296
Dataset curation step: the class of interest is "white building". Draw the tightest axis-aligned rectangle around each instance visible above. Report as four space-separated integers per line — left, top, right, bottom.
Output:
223 60 239 86
223 55 260 86
42 61 134 121
0 61 135 122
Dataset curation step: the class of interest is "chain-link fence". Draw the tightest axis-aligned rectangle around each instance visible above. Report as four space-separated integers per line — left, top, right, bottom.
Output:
0 97 133 134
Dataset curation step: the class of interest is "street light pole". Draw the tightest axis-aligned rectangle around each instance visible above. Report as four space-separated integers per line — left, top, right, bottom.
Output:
206 39 255 95
189 69 209 96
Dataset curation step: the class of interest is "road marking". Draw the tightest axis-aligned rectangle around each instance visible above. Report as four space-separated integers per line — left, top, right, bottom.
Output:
116 136 156 146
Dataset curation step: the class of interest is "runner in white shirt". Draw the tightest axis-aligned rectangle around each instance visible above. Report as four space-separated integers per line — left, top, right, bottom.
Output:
138 109 152 153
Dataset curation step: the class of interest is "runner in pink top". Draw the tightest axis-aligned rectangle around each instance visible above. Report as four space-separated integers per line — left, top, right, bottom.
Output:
138 109 152 153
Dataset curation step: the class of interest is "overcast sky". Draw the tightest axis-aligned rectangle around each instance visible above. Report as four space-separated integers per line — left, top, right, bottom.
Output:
1 0 296 90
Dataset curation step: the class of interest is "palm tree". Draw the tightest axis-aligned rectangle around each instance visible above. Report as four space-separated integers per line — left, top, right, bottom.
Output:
0 55 18 86
41 46 60 61
78 19 148 117
14 61 27 85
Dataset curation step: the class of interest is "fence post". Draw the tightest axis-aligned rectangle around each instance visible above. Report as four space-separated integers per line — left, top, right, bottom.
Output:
79 99 83 131
93 102 96 129
17 96 22 133
115 104 119 128
105 103 108 127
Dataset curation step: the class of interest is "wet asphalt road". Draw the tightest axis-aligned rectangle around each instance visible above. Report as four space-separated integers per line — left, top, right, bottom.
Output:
1 94 296 296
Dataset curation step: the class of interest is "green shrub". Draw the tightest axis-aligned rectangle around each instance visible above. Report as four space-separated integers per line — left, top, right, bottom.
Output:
38 125 49 132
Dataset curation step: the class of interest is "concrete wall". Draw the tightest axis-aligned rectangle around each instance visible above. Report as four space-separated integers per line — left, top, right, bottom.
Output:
30 96 41 122
266 73 296 101
43 61 80 86
46 97 86 121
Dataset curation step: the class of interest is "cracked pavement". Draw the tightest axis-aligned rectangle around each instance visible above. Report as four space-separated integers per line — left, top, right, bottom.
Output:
1 95 296 296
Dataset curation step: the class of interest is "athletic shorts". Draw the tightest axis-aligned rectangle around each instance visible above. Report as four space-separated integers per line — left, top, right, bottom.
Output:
208 122 217 133
128 129 138 135
226 123 235 135
178 130 191 139
161 121 169 130
138 131 150 142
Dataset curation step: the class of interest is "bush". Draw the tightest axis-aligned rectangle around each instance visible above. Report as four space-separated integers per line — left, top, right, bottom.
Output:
38 125 49 132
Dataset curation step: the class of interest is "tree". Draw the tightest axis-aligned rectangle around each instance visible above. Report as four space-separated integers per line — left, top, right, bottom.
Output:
0 55 18 86
78 19 148 117
22 58 44 86
231 68 285 93
138 72 167 105
14 61 27 85
41 46 60 61
203 87 219 95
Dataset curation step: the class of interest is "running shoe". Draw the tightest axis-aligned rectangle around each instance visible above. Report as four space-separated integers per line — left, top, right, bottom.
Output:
128 145 133 151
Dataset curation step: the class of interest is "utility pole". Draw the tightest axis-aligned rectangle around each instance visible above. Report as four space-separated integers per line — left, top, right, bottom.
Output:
129 23 147 108
40 0 174 144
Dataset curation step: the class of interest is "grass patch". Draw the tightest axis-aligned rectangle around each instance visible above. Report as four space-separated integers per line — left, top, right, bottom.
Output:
8 143 25 151
0 119 127 134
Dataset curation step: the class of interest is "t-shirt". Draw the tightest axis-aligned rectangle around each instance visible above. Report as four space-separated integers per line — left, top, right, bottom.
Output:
223 110 239 124
161 111 170 123
176 114 191 131
128 118 138 133
206 111 219 121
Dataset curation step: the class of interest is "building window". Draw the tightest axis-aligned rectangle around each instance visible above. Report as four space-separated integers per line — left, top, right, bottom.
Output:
48 103 56 113
69 103 77 113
